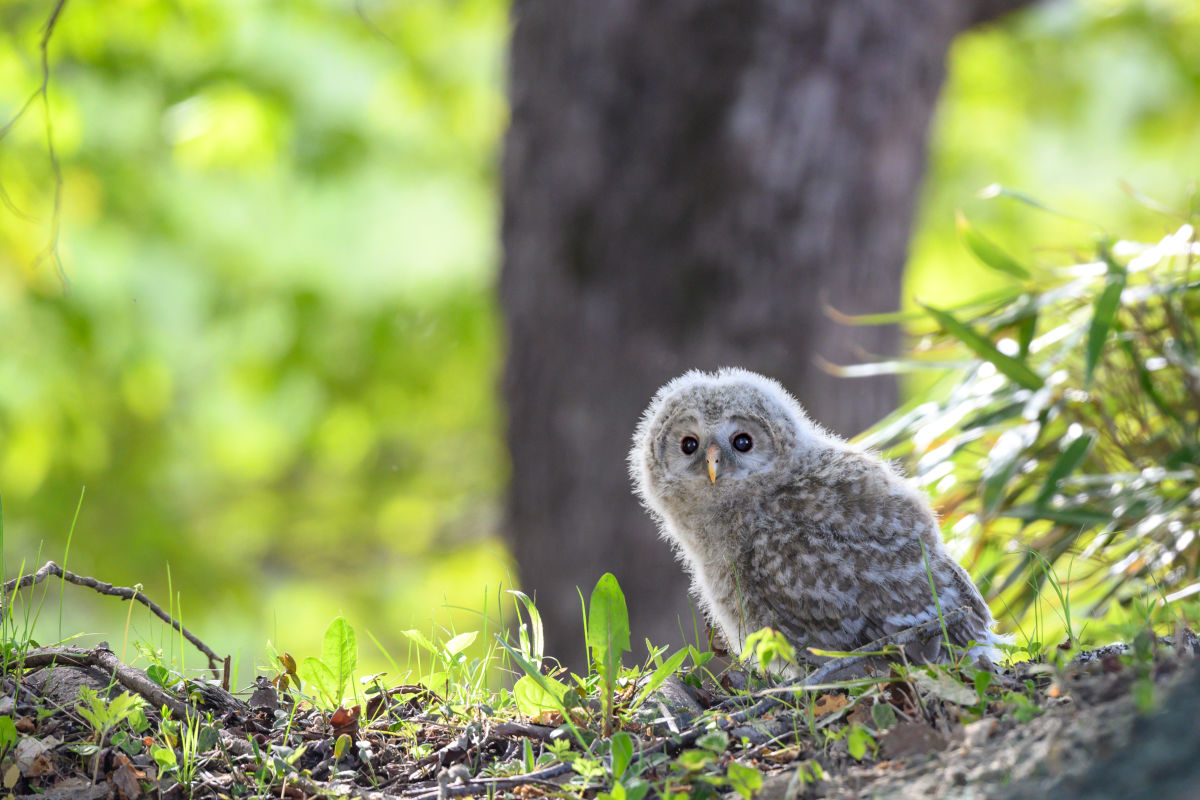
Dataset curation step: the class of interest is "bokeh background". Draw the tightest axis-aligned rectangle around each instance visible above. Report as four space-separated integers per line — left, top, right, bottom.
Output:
1 0 1198 679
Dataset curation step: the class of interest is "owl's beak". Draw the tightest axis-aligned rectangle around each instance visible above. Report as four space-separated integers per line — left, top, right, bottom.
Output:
706 444 721 484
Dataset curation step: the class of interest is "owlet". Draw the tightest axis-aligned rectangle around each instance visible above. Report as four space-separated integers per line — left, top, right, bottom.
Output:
629 368 1003 666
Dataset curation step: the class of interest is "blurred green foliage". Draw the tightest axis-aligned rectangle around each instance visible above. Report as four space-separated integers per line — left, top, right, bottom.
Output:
0 0 510 670
1 0 1198 671
862 219 1200 648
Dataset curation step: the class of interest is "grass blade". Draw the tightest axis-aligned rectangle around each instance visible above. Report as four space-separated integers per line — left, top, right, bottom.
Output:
1033 433 1095 508
1085 250 1127 385
919 303 1044 390
957 211 1031 279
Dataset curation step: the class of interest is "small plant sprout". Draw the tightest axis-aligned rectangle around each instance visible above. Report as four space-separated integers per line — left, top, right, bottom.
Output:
586 573 632 737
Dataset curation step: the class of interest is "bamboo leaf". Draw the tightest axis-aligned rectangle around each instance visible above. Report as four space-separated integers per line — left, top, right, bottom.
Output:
920 303 1044 390
632 647 689 710
1034 433 1095 507
957 211 1031 279
1085 251 1127 385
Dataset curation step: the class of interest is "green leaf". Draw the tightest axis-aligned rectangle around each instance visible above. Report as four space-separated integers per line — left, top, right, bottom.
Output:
513 674 570 716
1016 312 1037 359
920 303 1043 390
620 777 650 800
678 749 715 771
146 665 174 687
973 670 994 704
443 631 477 657
696 731 729 753
300 657 339 708
587 573 632 672
0 716 18 756
870 703 897 731
727 761 764 799
321 617 358 703
495 635 574 723
152 745 178 772
400 628 438 654
1085 252 1127 385
846 725 875 761
610 731 633 779
743 627 797 671
956 211 1031 279
1034 433 1095 507
632 648 689 709
334 733 352 760
588 573 631 735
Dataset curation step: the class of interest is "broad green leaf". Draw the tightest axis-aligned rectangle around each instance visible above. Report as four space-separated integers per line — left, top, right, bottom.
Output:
846 725 875 761
334 733 352 760
321 617 358 703
443 631 477 657
632 648 689 709
300 657 339 707
920 303 1043 390
678 749 715 771
620 778 650 800
587 573 632 671
588 573 631 735
512 674 570 716
146 665 173 687
1085 252 1127 384
494 635 571 719
727 761 764 799
610 731 633 779
696 731 729 753
0 715 20 755
152 745 178 772
1034 433 1095 507
957 211 1031 279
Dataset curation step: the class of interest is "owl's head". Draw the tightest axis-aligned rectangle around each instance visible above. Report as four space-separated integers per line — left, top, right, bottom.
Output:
630 368 829 517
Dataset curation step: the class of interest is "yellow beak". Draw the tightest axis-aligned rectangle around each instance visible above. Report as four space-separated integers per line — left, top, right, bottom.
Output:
706 444 721 484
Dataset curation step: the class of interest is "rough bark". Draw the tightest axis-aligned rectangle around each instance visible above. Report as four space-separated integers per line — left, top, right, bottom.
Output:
500 0 1032 663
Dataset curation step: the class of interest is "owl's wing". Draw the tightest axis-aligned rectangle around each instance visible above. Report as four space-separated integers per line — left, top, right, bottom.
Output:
742 454 992 659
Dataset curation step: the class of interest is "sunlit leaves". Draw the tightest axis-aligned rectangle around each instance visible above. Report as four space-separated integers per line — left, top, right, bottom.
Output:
867 221 1200 632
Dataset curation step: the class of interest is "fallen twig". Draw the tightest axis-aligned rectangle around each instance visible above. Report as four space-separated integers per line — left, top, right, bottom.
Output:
399 763 574 799
2 560 224 677
19 645 195 719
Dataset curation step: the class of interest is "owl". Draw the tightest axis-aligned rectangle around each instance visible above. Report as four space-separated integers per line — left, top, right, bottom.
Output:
629 368 1004 668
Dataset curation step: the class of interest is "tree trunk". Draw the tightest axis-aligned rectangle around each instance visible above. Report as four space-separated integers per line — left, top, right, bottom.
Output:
500 0 1033 664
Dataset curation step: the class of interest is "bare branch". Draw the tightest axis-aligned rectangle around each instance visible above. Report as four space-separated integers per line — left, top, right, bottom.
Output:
2 560 224 676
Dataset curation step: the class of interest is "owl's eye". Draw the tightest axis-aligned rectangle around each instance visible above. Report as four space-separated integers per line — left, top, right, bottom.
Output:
732 433 753 452
680 436 699 455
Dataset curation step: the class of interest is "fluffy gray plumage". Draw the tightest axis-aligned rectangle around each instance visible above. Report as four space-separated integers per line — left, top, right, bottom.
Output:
630 367 1003 666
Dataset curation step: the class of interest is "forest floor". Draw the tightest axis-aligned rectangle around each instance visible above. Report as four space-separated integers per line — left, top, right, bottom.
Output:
3 631 1197 800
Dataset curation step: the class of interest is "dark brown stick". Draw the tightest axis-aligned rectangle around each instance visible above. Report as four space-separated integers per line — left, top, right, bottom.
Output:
2 560 224 676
